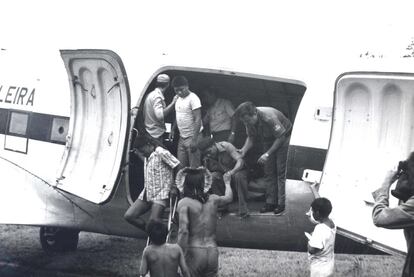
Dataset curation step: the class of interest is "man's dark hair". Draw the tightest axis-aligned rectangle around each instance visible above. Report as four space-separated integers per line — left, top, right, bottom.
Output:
183 168 208 203
197 136 214 152
234 101 257 119
311 197 332 219
146 220 168 245
133 134 161 150
392 151 414 202
172 76 189 87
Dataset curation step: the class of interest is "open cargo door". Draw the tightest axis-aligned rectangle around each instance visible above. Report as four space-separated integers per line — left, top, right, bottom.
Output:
57 50 130 204
319 72 414 255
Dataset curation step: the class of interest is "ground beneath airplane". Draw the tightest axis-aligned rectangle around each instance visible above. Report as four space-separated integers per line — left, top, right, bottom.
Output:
0 225 404 276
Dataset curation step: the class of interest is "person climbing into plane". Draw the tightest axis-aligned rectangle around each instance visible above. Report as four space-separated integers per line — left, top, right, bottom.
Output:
124 134 180 231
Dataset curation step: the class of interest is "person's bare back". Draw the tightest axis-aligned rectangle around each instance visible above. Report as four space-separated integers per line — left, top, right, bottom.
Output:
176 168 233 276
140 243 187 277
139 220 190 277
177 195 222 248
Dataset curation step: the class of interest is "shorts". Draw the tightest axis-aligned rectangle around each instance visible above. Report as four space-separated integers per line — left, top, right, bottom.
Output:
138 189 167 207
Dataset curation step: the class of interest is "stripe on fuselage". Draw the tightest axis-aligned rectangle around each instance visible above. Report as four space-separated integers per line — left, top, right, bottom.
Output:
0 108 69 145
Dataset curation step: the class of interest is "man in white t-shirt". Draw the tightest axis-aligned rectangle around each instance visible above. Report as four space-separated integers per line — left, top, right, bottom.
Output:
170 76 202 168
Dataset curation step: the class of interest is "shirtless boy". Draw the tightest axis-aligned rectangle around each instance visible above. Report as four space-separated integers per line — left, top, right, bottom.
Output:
139 220 190 277
177 168 233 277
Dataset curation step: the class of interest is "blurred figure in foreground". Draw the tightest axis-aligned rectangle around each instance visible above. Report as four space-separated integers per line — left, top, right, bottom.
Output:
372 152 414 277
139 220 190 277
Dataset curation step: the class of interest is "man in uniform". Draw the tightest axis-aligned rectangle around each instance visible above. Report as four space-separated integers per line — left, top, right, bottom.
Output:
234 101 291 215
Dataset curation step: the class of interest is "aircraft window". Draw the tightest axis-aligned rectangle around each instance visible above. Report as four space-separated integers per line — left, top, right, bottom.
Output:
5 111 29 153
8 112 28 136
50 117 69 143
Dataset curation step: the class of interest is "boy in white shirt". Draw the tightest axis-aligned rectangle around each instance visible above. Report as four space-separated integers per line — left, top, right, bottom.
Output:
305 197 336 277
170 76 202 168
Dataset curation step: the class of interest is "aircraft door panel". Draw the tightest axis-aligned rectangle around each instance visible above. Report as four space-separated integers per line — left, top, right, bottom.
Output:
319 72 414 255
58 50 130 204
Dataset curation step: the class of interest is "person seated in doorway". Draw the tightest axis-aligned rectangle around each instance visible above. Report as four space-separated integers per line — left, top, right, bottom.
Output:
197 136 250 218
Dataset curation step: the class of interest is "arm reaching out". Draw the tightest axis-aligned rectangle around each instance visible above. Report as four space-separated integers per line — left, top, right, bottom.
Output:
372 170 414 229
215 172 233 207
239 135 253 157
163 95 178 117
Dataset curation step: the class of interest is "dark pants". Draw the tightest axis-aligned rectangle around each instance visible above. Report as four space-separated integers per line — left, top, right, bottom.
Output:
262 141 289 208
211 130 231 142
177 136 201 168
234 170 249 214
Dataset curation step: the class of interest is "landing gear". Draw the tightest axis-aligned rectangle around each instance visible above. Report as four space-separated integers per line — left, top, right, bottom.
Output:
39 227 79 252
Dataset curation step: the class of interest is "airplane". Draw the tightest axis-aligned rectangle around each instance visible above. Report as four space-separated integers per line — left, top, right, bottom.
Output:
0 45 412 258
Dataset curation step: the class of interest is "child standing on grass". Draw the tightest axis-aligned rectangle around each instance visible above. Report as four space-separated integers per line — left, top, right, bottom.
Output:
305 197 336 277
139 220 190 277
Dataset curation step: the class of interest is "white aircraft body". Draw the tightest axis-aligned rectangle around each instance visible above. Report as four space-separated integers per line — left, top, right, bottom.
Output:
0 46 412 256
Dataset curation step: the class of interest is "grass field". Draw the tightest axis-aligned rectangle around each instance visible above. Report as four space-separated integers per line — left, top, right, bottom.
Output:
219 247 404 277
0 225 406 276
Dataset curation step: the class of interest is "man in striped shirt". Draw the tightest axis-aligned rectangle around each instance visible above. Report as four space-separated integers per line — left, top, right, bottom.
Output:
124 135 180 231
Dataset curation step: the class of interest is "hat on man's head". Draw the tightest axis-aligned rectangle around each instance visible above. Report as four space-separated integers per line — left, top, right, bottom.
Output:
157 74 170 83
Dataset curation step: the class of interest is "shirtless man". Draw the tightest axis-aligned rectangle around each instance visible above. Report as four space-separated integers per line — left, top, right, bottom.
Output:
177 168 233 277
139 220 190 277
